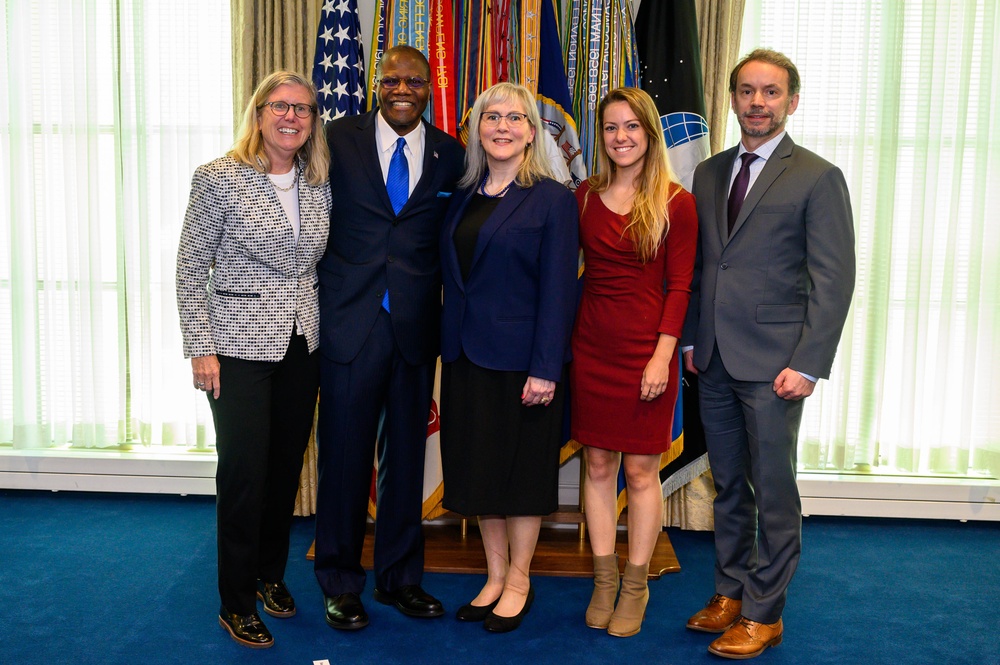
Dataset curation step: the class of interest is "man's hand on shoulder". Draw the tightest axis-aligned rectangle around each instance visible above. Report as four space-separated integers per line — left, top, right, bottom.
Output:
772 368 815 401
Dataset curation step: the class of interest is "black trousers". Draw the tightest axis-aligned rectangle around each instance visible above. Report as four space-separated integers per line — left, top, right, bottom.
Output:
209 333 319 615
314 308 435 596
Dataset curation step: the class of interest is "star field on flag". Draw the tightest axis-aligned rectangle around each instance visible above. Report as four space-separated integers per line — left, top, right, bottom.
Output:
312 0 367 123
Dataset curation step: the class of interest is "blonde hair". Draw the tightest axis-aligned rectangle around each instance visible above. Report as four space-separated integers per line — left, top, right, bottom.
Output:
229 70 330 186
584 87 680 263
459 82 554 190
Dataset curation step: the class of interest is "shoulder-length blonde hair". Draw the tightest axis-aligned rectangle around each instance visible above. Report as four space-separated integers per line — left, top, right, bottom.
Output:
229 70 330 186
459 82 554 190
584 87 680 263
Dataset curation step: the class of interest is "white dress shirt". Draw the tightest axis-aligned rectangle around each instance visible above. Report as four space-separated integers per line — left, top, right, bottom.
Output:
729 130 787 201
375 111 425 196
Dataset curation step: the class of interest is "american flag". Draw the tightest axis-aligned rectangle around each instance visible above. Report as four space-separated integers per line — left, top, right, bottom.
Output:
312 0 367 123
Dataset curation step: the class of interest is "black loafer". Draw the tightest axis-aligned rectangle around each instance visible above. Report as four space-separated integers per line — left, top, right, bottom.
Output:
324 592 369 630
218 606 274 648
483 586 534 633
456 597 500 622
257 580 295 618
373 584 445 618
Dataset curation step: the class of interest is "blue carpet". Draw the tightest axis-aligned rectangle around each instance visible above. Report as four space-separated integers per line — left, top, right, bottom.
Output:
0 489 997 664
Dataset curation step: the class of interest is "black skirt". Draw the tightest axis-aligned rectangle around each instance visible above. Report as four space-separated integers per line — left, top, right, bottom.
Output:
440 353 566 516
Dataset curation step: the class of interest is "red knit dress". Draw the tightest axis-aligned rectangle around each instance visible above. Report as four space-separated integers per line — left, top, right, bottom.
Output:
570 180 698 453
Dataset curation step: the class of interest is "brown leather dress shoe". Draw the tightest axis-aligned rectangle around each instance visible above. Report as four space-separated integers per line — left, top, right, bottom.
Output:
708 617 783 659
686 594 742 633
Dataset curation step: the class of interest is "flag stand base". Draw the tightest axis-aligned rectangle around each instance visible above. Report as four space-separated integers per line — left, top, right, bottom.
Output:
306 508 680 579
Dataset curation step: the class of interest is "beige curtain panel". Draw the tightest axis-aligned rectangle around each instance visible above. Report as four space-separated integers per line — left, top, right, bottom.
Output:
695 0 747 156
231 0 323 131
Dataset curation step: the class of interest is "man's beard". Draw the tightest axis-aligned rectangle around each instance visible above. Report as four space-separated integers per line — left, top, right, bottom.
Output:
739 107 785 138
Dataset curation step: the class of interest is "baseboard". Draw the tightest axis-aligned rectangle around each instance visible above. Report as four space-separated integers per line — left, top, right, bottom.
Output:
1 450 997 522
798 473 1000 521
0 449 216 495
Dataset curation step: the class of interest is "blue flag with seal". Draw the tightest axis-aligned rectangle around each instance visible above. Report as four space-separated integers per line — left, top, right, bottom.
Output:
635 0 710 192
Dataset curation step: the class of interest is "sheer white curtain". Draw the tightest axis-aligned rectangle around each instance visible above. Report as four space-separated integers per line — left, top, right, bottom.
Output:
736 0 1000 477
0 1 232 450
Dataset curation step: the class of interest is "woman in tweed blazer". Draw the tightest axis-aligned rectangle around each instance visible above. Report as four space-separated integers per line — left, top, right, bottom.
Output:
176 71 330 649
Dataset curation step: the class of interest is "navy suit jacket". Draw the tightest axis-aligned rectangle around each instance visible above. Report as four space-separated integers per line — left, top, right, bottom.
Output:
318 109 465 365
441 178 579 382
681 134 856 381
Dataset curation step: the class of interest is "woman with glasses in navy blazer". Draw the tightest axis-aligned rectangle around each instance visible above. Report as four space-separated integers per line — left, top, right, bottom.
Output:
439 82 579 633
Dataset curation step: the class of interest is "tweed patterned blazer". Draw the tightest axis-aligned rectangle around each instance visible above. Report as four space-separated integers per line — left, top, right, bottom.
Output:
176 155 331 362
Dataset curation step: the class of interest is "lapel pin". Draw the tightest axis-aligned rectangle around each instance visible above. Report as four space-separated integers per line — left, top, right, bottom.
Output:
433 151 439 159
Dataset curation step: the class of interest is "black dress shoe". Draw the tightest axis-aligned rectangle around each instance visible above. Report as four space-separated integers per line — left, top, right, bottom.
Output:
324 592 369 630
483 586 534 633
218 606 274 648
373 584 445 618
456 597 500 622
257 579 295 618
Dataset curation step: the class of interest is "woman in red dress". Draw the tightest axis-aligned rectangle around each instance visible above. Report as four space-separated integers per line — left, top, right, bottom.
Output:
570 87 698 637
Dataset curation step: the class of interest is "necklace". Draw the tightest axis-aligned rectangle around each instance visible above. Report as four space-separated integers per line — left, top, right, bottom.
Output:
270 168 298 192
478 172 514 198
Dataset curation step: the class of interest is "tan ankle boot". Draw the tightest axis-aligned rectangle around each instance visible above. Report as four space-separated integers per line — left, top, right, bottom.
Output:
607 560 649 637
585 553 619 629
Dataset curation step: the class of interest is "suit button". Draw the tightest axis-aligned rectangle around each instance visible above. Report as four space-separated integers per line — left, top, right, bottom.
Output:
392 220 400 227
377 290 384 298
387 255 395 263
720 263 729 270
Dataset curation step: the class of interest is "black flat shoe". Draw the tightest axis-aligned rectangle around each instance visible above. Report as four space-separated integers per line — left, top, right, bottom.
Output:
324 592 369 630
257 579 295 618
373 584 445 618
484 586 535 633
456 596 501 622
218 606 273 648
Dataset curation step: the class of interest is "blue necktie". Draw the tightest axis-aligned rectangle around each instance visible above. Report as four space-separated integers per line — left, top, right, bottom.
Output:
383 137 409 312
387 137 409 215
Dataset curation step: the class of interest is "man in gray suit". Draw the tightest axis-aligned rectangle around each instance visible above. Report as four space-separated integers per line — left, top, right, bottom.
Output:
681 49 855 659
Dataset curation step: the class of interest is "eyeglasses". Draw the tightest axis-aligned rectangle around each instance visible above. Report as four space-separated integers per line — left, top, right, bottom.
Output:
480 112 528 128
379 76 429 89
260 101 316 118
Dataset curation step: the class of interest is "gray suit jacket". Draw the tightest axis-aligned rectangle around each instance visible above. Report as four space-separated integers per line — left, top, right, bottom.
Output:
681 134 856 381
177 156 331 362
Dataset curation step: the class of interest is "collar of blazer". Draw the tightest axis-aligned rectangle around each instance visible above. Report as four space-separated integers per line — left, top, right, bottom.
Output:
720 134 795 245
352 108 446 218
447 181 534 286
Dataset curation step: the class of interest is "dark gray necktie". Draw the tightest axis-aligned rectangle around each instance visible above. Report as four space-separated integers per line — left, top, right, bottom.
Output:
728 152 759 236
